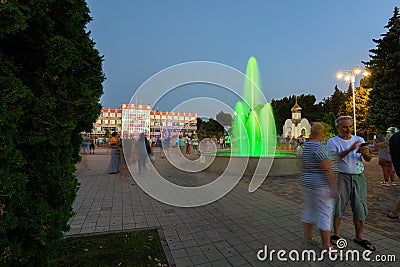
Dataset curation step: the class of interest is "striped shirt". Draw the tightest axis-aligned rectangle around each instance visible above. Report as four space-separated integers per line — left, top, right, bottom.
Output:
299 141 330 190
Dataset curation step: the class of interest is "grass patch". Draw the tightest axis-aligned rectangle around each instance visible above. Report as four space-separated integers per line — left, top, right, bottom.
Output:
51 229 168 266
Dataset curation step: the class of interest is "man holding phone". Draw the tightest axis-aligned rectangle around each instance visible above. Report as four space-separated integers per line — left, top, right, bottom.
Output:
327 116 375 251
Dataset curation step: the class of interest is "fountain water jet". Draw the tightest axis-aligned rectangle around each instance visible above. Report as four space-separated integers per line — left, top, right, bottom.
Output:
232 56 277 157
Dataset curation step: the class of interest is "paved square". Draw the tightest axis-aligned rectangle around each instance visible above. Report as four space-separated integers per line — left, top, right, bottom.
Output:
68 147 400 266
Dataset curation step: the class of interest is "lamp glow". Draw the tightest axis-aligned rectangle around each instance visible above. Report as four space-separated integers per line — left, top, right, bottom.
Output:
336 66 369 136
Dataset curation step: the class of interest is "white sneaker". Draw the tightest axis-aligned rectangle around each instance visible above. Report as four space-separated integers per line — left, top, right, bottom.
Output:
391 182 397 186
380 181 391 186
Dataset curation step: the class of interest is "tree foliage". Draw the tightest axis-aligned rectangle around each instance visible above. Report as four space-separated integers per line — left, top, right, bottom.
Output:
197 118 225 138
340 85 374 138
0 0 104 265
322 85 347 117
363 7 400 133
215 111 233 127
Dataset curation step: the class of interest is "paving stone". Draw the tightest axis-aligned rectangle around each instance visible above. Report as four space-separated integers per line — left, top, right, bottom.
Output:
68 148 400 267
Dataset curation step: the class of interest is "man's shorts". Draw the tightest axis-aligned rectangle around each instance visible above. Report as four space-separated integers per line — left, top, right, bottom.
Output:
335 173 368 221
379 158 393 168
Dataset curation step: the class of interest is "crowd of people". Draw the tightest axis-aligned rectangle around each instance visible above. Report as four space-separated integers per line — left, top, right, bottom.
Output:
299 115 399 253
104 132 230 176
98 116 399 254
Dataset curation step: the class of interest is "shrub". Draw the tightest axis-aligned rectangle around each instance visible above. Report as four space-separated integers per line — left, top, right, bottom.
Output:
0 1 104 265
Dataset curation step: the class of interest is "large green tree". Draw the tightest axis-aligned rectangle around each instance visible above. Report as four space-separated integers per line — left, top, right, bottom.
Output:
363 7 400 133
340 85 374 138
322 85 347 117
0 0 104 265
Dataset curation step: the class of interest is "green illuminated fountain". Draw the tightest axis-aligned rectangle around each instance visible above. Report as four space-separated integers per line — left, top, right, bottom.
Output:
232 57 277 156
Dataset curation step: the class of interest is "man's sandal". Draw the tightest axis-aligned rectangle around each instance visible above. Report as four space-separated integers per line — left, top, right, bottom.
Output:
354 239 376 251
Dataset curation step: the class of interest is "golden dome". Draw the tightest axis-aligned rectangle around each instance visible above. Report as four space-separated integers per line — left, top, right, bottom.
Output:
291 98 302 113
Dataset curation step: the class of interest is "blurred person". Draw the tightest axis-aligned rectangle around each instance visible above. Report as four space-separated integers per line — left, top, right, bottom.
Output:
178 135 185 154
291 137 298 152
299 123 337 251
135 133 151 175
192 135 199 155
185 135 191 154
225 134 231 149
373 133 396 186
89 135 95 154
107 131 120 174
81 133 90 155
219 136 225 149
327 116 375 251
387 128 400 219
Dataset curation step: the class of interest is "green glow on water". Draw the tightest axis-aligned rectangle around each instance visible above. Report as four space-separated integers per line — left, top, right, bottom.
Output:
216 151 295 157
232 57 277 157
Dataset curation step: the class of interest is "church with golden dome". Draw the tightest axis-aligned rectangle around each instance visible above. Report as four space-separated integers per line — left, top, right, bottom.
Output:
282 97 311 138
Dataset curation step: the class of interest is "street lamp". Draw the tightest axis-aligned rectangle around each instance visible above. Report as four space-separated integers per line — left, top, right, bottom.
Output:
336 66 369 136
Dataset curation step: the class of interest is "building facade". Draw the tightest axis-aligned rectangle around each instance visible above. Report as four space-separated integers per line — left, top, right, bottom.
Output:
92 108 122 136
150 111 197 139
121 104 151 139
92 104 197 139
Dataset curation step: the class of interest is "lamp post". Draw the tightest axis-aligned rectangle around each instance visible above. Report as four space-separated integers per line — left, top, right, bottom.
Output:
336 66 369 136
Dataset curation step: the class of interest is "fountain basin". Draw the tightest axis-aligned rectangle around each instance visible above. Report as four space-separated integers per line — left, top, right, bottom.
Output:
202 153 301 177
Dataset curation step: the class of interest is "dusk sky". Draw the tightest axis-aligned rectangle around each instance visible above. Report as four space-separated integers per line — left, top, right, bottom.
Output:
86 0 398 117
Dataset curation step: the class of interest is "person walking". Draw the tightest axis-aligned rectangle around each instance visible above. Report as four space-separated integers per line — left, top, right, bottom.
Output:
89 135 95 154
373 133 396 186
107 131 120 174
387 128 400 219
192 135 199 155
135 133 151 175
299 123 337 251
185 135 191 154
219 136 225 149
225 134 231 149
327 116 375 251
178 135 185 154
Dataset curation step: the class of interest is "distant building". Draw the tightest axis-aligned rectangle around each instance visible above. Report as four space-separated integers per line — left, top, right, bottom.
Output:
282 98 311 138
92 104 197 138
150 111 197 139
121 104 151 139
92 108 122 136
